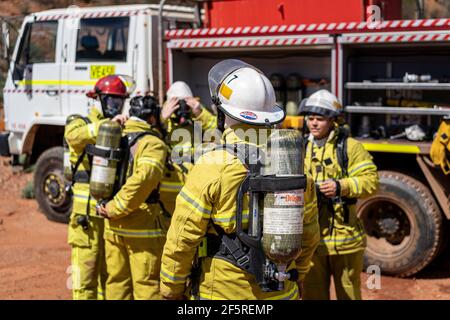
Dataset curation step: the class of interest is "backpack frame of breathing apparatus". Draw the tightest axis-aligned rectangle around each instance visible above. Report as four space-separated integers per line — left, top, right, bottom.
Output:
205 143 307 292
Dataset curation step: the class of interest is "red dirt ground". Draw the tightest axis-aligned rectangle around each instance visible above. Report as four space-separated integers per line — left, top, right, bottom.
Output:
0 157 449 300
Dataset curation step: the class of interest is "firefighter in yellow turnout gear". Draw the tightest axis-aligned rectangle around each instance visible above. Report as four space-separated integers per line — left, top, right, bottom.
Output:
65 75 131 300
96 95 168 300
160 60 320 300
158 81 217 218
299 90 379 300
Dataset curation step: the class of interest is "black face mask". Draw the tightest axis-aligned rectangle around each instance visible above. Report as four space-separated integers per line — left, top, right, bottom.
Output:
173 99 192 126
100 95 125 119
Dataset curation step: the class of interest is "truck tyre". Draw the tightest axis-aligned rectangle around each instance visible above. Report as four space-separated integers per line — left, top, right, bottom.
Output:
34 146 72 223
357 171 443 277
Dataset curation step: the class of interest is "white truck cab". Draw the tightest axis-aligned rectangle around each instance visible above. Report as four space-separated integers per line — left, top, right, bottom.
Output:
0 4 195 222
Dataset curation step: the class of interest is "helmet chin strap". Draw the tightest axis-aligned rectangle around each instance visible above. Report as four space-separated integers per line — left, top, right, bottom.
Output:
216 109 225 132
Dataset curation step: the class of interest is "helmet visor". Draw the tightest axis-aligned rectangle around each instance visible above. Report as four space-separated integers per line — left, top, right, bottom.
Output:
117 74 136 95
208 59 260 99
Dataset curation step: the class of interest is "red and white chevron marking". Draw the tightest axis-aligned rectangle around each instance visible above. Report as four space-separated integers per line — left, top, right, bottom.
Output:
165 18 450 39
168 36 332 49
36 9 146 21
3 88 152 96
341 32 450 43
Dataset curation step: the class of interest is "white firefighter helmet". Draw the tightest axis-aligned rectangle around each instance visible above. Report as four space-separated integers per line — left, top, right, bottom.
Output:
166 81 193 100
208 59 285 125
299 89 343 118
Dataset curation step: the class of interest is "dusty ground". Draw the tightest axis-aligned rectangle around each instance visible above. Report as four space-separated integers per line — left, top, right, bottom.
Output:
0 157 71 300
0 157 449 300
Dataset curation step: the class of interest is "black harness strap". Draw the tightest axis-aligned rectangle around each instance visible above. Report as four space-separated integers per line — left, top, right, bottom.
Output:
336 128 352 223
125 131 161 174
336 128 349 178
69 117 92 187
85 144 124 161
208 225 251 269
125 131 162 181
204 144 262 272
250 176 307 192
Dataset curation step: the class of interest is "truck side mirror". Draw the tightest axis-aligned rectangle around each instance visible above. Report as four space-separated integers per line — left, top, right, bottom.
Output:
1 21 10 60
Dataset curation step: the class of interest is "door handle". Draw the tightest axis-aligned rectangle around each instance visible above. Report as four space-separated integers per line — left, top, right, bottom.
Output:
46 89 59 96
63 44 68 63
75 66 88 71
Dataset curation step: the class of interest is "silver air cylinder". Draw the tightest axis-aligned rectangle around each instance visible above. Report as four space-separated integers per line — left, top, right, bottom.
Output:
262 129 304 268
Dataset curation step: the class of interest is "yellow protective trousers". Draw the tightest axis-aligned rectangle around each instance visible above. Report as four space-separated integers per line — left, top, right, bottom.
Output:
302 250 364 300
104 230 166 300
68 215 107 300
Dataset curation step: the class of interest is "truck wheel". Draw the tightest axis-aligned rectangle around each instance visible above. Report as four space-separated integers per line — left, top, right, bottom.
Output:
34 146 72 223
357 171 443 277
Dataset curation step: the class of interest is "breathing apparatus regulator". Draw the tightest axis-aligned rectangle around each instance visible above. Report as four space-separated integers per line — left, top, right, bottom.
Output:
207 60 307 292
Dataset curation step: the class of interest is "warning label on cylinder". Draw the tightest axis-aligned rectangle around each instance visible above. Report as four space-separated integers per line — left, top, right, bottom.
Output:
273 191 304 207
263 208 304 235
91 166 116 185
92 156 108 167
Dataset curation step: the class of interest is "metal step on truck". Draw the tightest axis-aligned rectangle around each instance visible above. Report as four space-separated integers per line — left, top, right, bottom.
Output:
1 0 449 279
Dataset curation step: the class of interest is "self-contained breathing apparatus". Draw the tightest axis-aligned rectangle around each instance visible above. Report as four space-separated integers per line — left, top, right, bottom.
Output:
204 130 307 292
85 95 170 218
203 59 307 292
